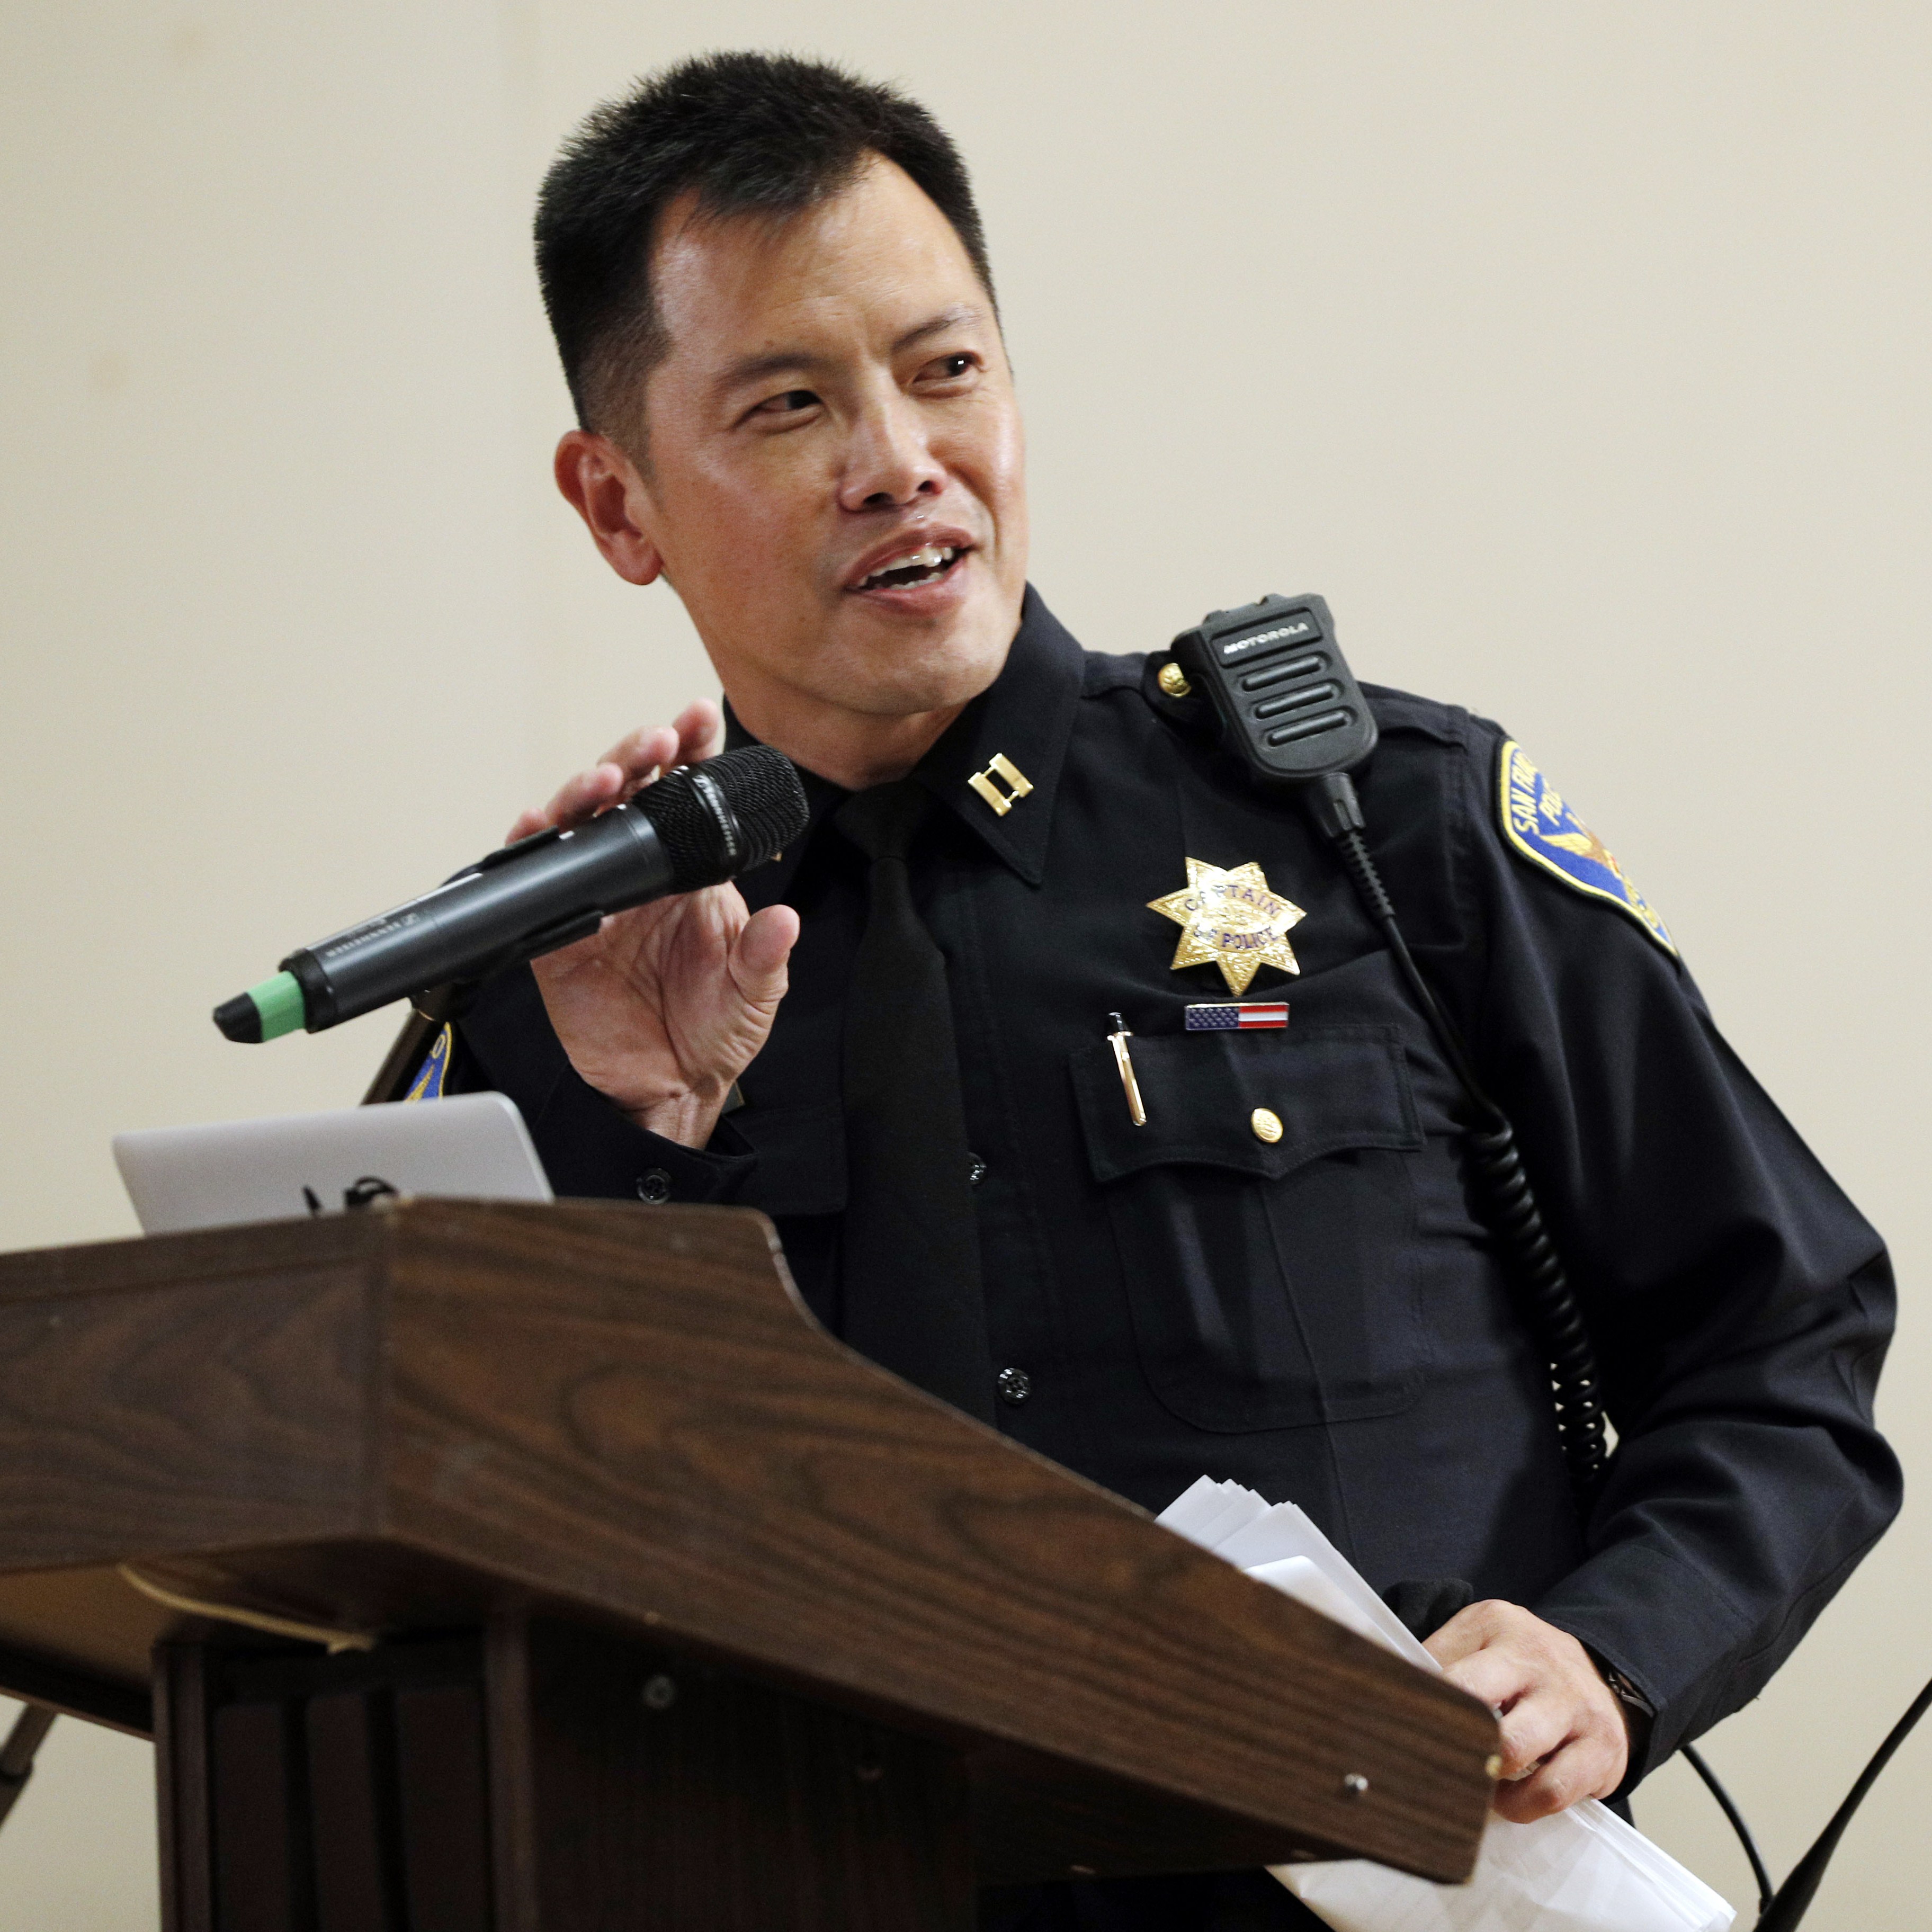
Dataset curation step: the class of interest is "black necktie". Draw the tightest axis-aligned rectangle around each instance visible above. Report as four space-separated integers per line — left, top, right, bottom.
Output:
834 782 996 1424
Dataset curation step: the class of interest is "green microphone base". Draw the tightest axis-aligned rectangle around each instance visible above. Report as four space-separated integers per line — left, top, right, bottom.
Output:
212 971 307 1043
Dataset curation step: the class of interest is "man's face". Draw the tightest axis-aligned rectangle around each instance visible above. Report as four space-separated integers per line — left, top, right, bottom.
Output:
620 158 1027 730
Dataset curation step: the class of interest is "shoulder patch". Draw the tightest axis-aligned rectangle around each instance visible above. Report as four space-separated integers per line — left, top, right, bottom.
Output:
1497 741 1675 956
403 1022 453 1101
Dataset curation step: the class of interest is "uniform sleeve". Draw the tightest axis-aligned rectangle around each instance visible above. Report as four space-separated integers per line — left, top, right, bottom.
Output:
1436 722 1900 1782
450 965 758 1207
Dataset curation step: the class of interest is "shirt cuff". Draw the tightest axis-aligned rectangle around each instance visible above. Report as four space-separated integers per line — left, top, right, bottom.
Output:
451 962 759 1207
525 1063 759 1204
1532 1541 1748 1787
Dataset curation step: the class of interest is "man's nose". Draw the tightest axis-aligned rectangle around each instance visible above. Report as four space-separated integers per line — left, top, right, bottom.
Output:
837 393 944 511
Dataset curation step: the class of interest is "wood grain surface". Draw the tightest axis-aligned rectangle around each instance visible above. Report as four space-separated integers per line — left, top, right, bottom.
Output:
0 1202 1497 1884
512 1616 976 1930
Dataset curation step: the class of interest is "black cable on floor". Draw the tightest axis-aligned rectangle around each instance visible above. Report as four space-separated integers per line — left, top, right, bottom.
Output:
1755 1671 1932 1929
1681 1743 1774 1917
0 1705 56 1831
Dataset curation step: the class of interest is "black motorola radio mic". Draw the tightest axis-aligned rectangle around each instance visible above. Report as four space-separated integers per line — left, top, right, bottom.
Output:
1167 592 1378 785
213 745 810 1043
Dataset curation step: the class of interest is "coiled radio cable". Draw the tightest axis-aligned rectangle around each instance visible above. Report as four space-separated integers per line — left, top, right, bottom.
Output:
1306 771 1608 1502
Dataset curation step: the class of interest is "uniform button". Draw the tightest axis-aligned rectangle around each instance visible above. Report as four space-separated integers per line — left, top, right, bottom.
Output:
635 1169 673 1204
968 1155 988 1187
1156 660 1193 699
1250 1107 1284 1144
997 1366 1033 1407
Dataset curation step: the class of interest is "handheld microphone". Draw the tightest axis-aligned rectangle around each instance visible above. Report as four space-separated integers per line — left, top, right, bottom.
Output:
213 746 809 1043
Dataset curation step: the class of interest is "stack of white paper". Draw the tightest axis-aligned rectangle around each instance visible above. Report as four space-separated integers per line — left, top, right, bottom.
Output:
1157 1478 1734 1932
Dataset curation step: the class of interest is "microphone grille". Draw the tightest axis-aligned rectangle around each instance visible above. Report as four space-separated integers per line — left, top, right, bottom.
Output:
714 744 812 858
636 746 809 887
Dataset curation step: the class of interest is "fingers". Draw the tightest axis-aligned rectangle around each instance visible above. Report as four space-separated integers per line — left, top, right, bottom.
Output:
1487 1677 1578 1784
1427 1600 1630 1821
505 698 726 844
533 759 631 836
1423 1598 1511 1670
1491 1732 1625 1823
595 721 683 792
728 903 799 1010
505 717 699 843
670 696 723 765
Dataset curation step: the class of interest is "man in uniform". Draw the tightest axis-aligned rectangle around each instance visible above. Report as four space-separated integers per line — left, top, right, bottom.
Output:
433 52 1899 1929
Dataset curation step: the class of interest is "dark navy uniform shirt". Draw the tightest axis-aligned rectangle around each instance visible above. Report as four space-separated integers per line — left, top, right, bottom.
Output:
453 587 1899 1803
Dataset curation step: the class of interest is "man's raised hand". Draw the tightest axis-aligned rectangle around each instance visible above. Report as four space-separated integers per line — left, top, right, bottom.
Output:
510 699 800 1150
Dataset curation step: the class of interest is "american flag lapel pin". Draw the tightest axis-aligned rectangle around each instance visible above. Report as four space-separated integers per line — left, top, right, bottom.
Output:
1184 1001 1290 1033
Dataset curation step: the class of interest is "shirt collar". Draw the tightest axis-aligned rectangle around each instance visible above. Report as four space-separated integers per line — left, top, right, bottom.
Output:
906 585 1081 885
724 585 1084 888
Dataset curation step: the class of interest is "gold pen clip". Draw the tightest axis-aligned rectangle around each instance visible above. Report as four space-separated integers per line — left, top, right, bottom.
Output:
1107 1012 1147 1127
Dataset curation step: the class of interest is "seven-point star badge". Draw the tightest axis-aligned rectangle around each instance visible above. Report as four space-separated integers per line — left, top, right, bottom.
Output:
1147 858 1306 996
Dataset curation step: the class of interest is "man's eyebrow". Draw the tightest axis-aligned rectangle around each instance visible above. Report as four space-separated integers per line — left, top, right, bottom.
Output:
714 347 822 393
892 304 985 354
712 306 988 395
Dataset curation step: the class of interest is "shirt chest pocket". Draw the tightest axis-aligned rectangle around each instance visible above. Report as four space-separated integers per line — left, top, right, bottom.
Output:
1070 1025 1428 1432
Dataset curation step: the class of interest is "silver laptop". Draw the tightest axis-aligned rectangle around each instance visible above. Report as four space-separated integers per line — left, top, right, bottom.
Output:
114 1093 553 1235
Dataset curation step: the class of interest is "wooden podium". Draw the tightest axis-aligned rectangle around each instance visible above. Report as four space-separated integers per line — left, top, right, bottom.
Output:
0 1200 1495 1929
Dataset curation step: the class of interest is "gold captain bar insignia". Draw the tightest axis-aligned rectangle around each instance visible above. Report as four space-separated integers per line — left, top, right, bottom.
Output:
967 753 1034 817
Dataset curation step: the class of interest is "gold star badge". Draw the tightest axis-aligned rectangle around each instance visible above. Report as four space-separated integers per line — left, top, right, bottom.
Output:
1147 858 1306 996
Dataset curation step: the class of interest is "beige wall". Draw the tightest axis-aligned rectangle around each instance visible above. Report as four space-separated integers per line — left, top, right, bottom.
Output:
2 2 1927 1922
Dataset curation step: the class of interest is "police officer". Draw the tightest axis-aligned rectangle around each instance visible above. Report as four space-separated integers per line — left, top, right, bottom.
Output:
435 52 1899 1931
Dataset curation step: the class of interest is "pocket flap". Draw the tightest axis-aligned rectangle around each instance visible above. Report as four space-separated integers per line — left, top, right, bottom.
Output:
728 1099 848 1215
1070 1025 1421 1184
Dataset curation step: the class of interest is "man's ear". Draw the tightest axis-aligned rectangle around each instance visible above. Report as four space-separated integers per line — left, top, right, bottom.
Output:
554 430 665 586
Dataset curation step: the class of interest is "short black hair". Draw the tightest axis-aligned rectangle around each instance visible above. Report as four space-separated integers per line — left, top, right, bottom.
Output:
535 52 995 444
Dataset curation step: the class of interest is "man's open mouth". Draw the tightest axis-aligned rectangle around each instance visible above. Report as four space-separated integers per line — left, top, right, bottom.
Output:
852 542 966 591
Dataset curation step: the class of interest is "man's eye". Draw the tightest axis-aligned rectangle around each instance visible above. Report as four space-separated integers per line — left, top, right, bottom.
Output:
755 389 818 416
919 353 978 384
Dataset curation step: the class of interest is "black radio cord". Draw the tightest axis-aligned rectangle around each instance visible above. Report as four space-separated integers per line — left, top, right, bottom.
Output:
1303 773 1608 1501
